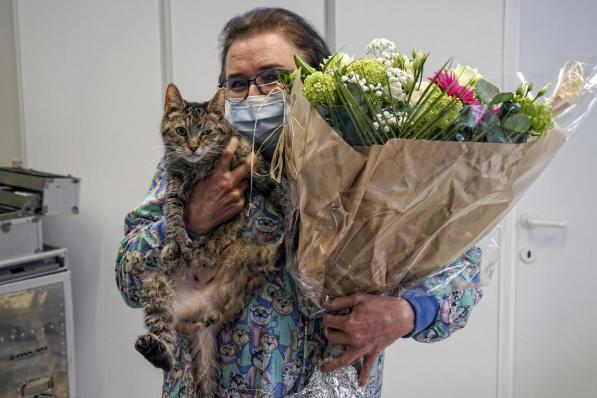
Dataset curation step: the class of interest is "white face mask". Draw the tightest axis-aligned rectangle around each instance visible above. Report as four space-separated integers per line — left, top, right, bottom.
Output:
224 91 286 159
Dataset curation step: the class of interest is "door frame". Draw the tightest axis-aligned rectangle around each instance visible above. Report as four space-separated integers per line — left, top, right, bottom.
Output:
497 0 520 396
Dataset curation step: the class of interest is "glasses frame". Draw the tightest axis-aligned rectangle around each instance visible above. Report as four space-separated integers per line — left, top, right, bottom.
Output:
219 68 291 101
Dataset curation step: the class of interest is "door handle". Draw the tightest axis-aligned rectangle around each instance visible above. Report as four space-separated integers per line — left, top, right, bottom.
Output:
520 214 568 229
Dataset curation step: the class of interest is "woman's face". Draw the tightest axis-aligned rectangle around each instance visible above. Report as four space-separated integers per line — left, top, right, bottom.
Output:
225 31 300 97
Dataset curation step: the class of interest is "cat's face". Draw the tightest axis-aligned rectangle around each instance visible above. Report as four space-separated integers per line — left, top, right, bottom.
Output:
220 343 235 358
251 347 270 370
160 84 231 165
249 303 272 325
229 372 248 390
232 328 250 346
219 343 236 365
273 291 293 315
260 333 279 353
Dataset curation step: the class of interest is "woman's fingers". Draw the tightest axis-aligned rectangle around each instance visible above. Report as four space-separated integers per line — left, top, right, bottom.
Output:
358 353 378 387
320 346 367 373
217 137 239 172
324 327 351 345
230 153 254 183
323 293 362 311
237 179 249 193
323 314 347 330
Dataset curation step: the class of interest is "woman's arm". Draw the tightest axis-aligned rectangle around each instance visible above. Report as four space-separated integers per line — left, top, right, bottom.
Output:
115 159 168 308
403 247 484 342
115 139 254 308
320 248 484 386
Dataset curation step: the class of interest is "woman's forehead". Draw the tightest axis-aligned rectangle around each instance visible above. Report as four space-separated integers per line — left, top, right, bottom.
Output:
225 32 298 78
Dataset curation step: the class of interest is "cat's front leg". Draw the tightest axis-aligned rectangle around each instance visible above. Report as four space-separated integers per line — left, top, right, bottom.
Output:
161 175 192 265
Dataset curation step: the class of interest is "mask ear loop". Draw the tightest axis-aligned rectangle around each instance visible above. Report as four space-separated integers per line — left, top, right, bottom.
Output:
268 90 287 183
247 90 286 215
247 91 286 216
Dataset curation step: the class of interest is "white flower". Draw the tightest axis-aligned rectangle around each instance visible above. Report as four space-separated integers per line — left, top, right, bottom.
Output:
453 64 483 86
366 38 398 59
409 81 431 105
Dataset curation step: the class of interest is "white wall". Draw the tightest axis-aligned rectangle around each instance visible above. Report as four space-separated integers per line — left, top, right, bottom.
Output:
12 1 595 397
13 1 505 397
0 0 23 166
15 1 164 397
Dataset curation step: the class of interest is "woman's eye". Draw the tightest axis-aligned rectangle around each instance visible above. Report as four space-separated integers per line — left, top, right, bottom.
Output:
259 69 280 83
175 127 187 136
229 79 248 91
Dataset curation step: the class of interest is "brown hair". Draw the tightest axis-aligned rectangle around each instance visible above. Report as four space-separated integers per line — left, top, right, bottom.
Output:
218 7 331 83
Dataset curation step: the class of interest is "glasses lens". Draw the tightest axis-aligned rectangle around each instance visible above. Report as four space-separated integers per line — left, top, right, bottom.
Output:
225 78 249 99
256 69 284 94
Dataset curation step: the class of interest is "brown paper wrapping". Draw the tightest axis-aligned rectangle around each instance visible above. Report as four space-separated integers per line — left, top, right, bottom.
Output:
284 79 566 299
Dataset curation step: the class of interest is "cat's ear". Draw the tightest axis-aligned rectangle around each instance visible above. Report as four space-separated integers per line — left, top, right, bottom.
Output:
207 89 226 116
164 83 185 113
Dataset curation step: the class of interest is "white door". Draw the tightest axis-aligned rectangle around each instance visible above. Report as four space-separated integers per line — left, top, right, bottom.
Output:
513 0 597 396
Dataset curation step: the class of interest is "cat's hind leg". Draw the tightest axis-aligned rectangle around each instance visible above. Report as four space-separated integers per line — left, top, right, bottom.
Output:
135 270 176 371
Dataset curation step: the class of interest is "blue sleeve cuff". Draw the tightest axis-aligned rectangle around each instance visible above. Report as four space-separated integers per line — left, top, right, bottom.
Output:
401 290 440 338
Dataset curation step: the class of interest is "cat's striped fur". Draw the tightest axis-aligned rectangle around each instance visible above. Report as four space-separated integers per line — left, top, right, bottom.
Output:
135 84 282 397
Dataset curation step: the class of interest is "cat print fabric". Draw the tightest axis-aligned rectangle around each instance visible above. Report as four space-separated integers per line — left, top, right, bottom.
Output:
116 158 483 398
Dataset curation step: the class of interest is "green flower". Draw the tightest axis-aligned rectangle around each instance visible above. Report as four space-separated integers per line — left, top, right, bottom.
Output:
289 70 298 83
346 59 387 86
417 89 462 130
514 96 553 135
303 71 337 104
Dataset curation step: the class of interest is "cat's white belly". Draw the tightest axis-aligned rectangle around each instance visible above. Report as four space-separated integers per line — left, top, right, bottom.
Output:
171 268 217 324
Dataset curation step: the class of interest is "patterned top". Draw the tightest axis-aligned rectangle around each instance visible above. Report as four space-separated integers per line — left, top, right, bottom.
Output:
115 159 483 398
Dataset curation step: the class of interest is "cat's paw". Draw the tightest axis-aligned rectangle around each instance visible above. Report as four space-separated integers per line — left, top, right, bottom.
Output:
135 333 173 371
161 240 189 262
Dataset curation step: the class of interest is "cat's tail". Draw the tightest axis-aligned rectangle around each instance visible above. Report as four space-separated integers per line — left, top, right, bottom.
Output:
190 327 220 398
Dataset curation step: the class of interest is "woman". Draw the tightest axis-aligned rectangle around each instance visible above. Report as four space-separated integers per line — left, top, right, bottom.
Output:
115 7 483 398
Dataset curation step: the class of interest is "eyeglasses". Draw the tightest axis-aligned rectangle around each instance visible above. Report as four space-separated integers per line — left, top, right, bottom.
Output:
219 68 289 100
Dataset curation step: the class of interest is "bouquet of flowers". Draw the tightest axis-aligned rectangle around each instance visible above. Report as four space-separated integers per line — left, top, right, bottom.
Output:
276 38 597 309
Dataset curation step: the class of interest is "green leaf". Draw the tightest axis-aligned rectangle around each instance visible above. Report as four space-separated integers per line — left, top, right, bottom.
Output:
503 113 531 132
294 54 316 77
322 52 340 73
489 92 514 107
477 79 500 103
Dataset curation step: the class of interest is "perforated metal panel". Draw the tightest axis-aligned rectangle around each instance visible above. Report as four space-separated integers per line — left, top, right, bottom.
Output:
0 271 74 398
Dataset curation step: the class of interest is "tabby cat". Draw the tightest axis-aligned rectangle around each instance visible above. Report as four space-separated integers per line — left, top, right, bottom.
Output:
134 84 283 397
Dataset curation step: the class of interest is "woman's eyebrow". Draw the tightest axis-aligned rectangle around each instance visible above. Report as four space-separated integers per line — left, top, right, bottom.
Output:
226 64 287 79
257 63 285 71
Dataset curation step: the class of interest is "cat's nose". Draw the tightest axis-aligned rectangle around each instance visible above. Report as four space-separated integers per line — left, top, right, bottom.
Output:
188 144 199 152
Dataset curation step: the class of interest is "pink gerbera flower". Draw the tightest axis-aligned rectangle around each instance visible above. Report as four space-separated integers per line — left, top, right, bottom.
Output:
429 71 480 105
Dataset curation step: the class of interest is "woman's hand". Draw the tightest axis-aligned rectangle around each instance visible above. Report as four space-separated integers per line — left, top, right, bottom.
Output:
184 137 254 236
321 293 415 387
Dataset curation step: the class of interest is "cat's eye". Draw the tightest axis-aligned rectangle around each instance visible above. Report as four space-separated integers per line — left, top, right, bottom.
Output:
175 127 187 136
